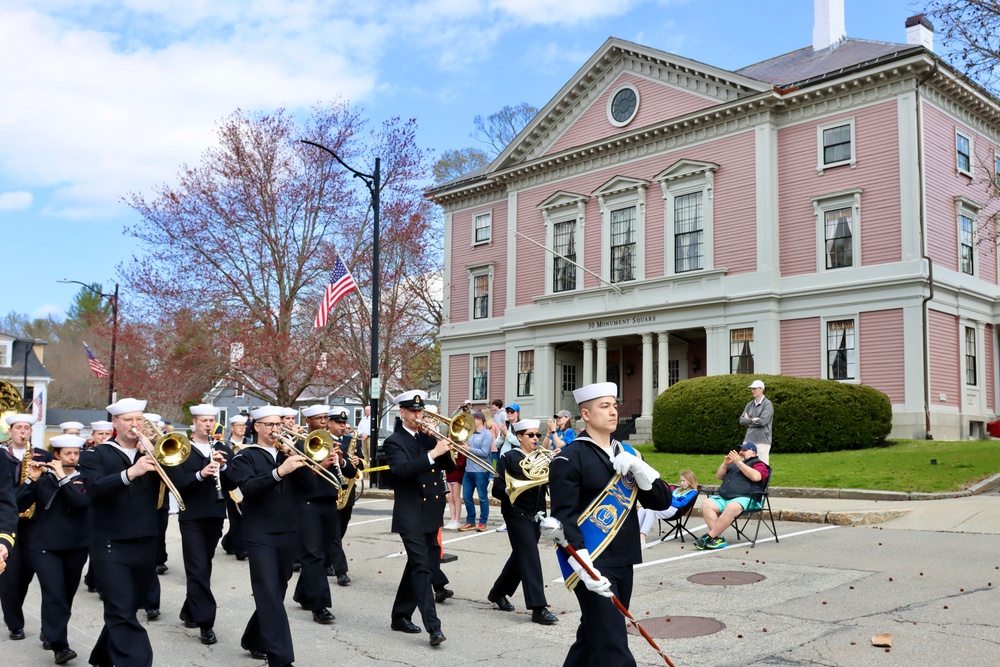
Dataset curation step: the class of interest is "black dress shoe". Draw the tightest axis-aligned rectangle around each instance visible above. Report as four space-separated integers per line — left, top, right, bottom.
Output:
241 641 267 659
236 552 247 561
9 628 24 640
434 587 454 603
390 618 421 634
487 592 513 612
531 608 559 625
325 565 336 577
54 648 77 664
429 629 446 646
312 608 335 625
337 573 351 587
155 564 167 575
179 610 197 629
199 627 217 645
43 639 52 650
145 609 160 621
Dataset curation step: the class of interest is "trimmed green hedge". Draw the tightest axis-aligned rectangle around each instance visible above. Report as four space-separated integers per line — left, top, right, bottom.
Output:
651 374 892 454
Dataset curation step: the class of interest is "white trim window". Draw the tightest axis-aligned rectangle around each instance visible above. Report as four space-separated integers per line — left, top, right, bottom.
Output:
607 82 640 128
730 328 755 374
964 326 977 386
826 318 856 381
655 159 718 276
538 191 588 295
0 339 10 367
473 210 492 245
955 195 981 277
994 150 1000 190
817 117 855 173
813 188 862 272
594 176 648 285
667 359 679 387
562 363 577 392
468 265 494 320
218 408 228 427
472 355 489 401
517 350 534 397
956 129 973 177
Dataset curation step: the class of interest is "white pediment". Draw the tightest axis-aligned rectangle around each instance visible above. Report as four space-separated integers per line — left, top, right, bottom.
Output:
537 190 590 211
592 175 650 199
652 159 720 184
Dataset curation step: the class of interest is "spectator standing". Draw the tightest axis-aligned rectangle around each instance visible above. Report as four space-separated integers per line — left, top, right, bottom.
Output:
459 412 493 532
740 380 773 464
546 410 576 454
495 404 520 457
444 448 466 531
356 405 372 464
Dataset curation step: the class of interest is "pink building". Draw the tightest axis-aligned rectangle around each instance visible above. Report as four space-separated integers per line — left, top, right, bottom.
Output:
427 5 1000 441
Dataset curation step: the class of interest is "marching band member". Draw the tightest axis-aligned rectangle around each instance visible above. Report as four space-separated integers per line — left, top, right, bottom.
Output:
80 398 162 667
326 406 358 587
383 390 454 647
0 413 52 641
230 405 310 667
58 422 84 436
88 421 113 449
141 413 166 622
221 414 249 560
166 404 233 645
281 407 299 432
549 383 670 667
0 459 14 578
27 434 89 664
291 404 344 624
488 419 558 625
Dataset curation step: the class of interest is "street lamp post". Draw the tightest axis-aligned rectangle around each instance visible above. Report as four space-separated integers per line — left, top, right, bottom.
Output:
300 140 381 471
58 280 119 410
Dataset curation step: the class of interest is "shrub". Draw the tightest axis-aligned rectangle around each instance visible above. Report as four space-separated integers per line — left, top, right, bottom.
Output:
651 374 892 454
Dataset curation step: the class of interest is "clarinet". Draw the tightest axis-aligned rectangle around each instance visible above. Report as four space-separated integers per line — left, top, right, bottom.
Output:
213 446 226 503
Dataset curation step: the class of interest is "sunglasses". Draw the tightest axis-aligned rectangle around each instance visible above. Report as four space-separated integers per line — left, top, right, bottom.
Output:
522 432 541 438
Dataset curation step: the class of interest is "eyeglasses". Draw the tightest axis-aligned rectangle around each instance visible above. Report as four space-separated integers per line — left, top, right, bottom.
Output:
257 422 282 429
522 432 540 438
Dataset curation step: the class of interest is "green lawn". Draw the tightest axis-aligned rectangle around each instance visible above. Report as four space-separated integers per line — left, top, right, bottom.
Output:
634 439 1000 493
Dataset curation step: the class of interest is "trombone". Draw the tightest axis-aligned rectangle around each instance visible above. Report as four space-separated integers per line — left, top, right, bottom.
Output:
420 411 498 477
279 427 346 488
133 418 191 511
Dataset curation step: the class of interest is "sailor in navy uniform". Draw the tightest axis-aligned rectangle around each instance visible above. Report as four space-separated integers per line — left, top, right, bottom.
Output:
79 398 162 667
0 447 15 577
324 405 357 587
0 413 52 641
165 403 234 645
549 383 670 667
26 434 89 664
489 419 558 625
220 414 249 560
383 390 454 647
230 405 310 667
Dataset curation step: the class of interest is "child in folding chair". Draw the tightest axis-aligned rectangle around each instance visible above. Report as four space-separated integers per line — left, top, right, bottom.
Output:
638 470 699 545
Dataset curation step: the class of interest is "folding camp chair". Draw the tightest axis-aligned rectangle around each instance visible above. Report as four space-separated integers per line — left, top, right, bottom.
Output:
733 473 778 547
655 485 701 544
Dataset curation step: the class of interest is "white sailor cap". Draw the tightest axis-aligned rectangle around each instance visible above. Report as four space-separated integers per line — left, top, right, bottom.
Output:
143 413 162 423
59 421 85 431
107 398 147 416
572 382 618 405
50 434 86 449
228 415 248 425
281 407 297 418
3 414 36 426
328 406 349 422
301 405 330 418
393 390 427 410
512 419 540 433
189 404 219 417
90 421 113 431
250 406 283 420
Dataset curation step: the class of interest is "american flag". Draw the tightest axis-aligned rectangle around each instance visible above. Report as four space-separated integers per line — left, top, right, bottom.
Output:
33 392 43 421
314 255 358 328
84 342 110 378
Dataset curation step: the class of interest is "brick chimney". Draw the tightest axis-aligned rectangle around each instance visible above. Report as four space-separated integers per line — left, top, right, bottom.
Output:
813 0 846 53
905 14 934 52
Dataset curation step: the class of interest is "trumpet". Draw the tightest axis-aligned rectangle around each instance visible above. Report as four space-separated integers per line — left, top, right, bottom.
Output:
279 427 346 489
420 411 497 477
133 418 191 512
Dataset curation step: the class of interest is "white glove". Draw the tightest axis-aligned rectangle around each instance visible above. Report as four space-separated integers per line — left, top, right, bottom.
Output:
611 451 660 491
569 549 613 598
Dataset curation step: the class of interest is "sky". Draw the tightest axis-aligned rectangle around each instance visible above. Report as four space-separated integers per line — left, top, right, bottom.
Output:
2 0 926 321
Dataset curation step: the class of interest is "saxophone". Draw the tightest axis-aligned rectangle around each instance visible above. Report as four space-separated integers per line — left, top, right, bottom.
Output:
18 446 36 519
336 430 362 510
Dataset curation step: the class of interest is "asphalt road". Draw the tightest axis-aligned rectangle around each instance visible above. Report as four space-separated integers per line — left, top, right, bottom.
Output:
2 496 998 666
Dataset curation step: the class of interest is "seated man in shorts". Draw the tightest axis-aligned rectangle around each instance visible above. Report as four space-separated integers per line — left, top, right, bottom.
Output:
695 443 770 550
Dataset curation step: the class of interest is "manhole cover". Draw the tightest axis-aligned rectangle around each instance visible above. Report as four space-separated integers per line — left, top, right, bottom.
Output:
626 615 726 639
688 570 766 586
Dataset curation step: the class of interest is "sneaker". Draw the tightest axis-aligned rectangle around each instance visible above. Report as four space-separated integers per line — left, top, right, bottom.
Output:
705 536 728 550
476 523 488 532
458 523 477 532
693 535 709 550
445 520 461 530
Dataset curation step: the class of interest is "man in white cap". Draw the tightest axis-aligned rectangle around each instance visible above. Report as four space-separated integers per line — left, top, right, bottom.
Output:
383 390 454 647
79 397 161 667
165 404 233 645
221 414 249 560
549 383 671 667
59 422 84 436
740 380 773 464
488 418 558 625
230 405 309 667
88 421 114 448
281 407 299 432
0 413 52 641
24 433 89 664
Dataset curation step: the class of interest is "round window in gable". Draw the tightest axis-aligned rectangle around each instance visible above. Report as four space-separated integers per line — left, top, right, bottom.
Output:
607 83 639 127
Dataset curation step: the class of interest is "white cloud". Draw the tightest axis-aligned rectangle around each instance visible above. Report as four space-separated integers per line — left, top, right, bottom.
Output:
0 191 32 211
32 304 65 320
488 0 639 25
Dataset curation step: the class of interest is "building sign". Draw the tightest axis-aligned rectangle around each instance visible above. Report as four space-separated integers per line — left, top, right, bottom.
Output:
587 315 656 330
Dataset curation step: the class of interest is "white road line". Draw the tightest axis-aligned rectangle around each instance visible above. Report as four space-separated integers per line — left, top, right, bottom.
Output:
351 516 392 526
353 499 389 506
385 527 500 558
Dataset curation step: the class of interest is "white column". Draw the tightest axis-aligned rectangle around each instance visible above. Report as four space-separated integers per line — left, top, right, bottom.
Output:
535 343 555 417
582 339 594 386
641 333 654 418
596 338 608 386
658 332 670 392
